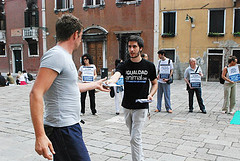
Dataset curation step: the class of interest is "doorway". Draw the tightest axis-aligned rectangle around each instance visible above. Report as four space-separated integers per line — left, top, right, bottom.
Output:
13 50 23 73
87 41 103 74
207 55 223 81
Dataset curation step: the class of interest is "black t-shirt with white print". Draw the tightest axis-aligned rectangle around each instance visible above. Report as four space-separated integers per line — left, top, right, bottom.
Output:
116 59 157 109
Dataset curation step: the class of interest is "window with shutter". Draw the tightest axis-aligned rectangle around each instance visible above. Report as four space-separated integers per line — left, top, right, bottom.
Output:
24 11 30 27
0 42 5 56
85 0 102 6
24 10 39 27
57 0 68 9
209 9 225 34
162 12 176 37
233 50 240 64
162 49 175 62
234 9 240 34
28 40 38 56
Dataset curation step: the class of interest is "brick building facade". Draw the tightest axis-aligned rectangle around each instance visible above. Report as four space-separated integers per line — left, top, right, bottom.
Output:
0 0 43 74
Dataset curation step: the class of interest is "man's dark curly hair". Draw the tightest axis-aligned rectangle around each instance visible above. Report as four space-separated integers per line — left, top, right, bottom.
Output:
157 50 166 56
228 55 237 64
128 35 144 49
56 14 84 42
81 54 94 65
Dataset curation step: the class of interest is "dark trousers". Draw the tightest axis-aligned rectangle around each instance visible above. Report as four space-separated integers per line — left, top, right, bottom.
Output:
44 123 91 161
188 88 205 111
81 90 96 114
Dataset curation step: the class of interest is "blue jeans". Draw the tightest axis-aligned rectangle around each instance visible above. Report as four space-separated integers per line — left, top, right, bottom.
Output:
44 123 91 161
188 88 205 111
157 82 172 111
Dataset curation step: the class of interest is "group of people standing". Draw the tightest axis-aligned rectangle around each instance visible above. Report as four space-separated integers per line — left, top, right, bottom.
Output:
29 14 238 161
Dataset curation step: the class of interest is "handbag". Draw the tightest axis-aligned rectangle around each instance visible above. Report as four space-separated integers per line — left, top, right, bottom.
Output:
110 87 115 98
166 76 173 84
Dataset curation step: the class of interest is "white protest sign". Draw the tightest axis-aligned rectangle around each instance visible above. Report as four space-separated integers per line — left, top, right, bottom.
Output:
82 66 94 82
190 73 201 88
227 66 240 82
159 65 170 79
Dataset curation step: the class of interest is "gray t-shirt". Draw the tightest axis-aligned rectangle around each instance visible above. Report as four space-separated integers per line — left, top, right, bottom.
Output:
40 45 80 127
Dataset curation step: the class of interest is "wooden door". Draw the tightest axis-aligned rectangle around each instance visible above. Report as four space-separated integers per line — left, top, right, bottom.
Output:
87 41 103 74
208 55 222 82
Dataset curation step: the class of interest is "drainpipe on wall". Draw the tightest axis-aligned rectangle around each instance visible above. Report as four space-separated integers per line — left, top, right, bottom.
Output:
42 0 47 54
153 0 159 65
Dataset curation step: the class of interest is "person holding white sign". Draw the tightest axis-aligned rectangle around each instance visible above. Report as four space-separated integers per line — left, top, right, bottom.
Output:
111 59 124 115
221 56 238 114
184 58 206 114
78 54 97 115
155 50 173 113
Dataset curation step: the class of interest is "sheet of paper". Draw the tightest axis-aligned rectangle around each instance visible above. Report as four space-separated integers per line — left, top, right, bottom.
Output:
102 82 121 87
135 99 153 103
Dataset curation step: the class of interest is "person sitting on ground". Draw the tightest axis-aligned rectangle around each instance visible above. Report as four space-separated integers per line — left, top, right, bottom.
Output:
27 72 34 81
16 71 27 85
0 72 6 87
23 70 29 83
6 72 14 85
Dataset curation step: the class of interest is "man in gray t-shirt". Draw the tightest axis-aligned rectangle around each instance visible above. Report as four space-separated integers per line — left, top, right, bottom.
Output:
30 14 109 161
184 58 206 114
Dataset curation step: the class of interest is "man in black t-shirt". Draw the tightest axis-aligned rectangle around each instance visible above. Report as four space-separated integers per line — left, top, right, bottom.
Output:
105 35 158 161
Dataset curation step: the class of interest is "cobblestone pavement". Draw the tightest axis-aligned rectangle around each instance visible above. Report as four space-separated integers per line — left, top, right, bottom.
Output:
0 80 240 161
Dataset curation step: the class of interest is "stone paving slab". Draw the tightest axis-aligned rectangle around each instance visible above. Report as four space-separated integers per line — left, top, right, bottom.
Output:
0 80 239 161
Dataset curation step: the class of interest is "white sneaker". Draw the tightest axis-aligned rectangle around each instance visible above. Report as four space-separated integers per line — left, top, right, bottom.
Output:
230 110 236 115
80 113 84 116
221 111 227 114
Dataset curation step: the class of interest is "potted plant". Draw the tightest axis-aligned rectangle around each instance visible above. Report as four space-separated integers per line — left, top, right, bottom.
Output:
233 32 240 37
208 32 224 37
161 32 175 38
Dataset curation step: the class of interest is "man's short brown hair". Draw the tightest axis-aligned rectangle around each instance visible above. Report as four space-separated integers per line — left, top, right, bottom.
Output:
56 14 84 42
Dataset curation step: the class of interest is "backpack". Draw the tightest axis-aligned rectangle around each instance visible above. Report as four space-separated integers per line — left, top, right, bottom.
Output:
27 73 34 81
219 66 227 84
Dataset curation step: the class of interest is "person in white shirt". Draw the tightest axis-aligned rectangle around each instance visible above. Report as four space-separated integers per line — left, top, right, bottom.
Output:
78 53 97 115
155 50 173 113
221 56 238 114
23 70 28 83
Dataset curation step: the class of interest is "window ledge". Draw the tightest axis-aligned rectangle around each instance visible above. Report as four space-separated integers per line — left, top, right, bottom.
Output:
28 55 39 57
83 4 105 11
208 33 224 37
233 33 240 37
116 1 142 8
54 7 74 14
161 33 175 38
